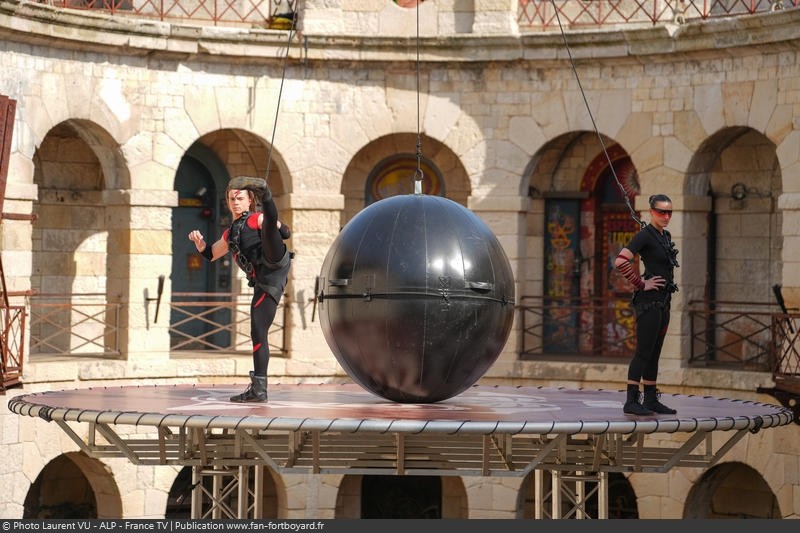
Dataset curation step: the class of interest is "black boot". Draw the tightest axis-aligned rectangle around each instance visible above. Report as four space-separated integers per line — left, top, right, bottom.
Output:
642 385 676 414
623 384 653 415
229 176 271 203
230 371 268 403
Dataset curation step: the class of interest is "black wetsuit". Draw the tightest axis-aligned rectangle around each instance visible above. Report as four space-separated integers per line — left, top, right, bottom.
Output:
625 224 678 383
224 200 291 376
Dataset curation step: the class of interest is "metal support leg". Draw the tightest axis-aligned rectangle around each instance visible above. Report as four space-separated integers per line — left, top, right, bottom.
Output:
552 471 562 518
534 469 544 519
238 465 249 519
191 466 202 519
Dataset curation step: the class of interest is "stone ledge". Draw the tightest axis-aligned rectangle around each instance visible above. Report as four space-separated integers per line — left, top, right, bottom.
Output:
2 0 799 63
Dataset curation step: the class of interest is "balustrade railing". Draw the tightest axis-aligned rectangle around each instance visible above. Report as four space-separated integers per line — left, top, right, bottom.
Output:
687 299 800 387
518 0 799 29
34 0 282 26
16 293 800 393
0 303 25 391
29 293 121 356
30 0 799 29
169 291 286 355
518 296 800 389
518 295 637 359
687 300 782 370
773 310 800 393
26 292 286 358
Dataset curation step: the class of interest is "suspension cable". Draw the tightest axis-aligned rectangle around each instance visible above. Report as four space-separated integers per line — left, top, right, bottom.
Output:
413 2 424 194
264 11 297 183
550 0 643 228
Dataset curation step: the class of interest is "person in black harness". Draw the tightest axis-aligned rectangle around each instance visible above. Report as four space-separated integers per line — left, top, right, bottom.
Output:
188 176 292 402
614 194 679 416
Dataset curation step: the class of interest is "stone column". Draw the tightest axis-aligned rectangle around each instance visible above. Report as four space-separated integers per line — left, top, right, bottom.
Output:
778 191 800 309
105 188 177 373
469 193 528 377
278 191 349 379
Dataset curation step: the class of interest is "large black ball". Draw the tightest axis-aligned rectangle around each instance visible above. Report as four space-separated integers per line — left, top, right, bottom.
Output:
317 194 515 403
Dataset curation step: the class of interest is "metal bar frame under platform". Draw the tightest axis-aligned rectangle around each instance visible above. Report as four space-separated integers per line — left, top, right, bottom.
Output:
187 464 266 520
41 418 758 519
49 420 752 476
187 464 609 519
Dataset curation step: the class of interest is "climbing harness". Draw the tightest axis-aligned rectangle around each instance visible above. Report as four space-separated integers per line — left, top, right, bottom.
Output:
645 224 680 268
228 211 256 283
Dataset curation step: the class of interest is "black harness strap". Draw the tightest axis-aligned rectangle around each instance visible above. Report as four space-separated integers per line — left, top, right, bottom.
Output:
229 211 254 276
645 224 680 268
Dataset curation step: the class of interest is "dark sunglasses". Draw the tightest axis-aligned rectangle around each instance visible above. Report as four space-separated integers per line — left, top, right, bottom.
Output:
651 207 673 216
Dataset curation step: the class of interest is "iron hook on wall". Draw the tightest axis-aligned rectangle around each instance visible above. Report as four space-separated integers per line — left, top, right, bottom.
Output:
144 274 166 327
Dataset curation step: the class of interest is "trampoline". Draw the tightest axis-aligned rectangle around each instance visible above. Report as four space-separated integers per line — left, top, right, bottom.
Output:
8 383 793 519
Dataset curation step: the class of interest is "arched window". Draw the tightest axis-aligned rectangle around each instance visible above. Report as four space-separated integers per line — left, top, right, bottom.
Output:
365 154 444 206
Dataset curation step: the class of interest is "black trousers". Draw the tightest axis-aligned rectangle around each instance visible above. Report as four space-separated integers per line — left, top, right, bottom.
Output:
627 298 670 383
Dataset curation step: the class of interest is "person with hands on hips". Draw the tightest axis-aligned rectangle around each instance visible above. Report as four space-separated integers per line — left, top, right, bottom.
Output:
188 176 291 403
614 194 679 416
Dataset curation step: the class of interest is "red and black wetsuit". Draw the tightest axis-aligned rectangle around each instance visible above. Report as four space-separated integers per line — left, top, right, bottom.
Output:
224 201 291 377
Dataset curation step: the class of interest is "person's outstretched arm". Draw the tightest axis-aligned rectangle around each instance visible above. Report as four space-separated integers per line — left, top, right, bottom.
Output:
189 230 228 261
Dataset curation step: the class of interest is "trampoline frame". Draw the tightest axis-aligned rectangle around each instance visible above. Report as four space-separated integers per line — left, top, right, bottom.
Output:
8 383 793 519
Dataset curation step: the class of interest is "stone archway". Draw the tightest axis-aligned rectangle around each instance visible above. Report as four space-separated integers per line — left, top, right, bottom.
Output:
30 119 131 358
341 133 471 226
23 452 122 519
686 126 781 307
334 474 468 518
684 461 780 518
683 127 782 368
523 131 639 360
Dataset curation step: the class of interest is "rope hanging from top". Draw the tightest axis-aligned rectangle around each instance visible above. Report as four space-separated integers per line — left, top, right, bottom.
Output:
549 0 644 229
413 1 425 194
264 11 298 184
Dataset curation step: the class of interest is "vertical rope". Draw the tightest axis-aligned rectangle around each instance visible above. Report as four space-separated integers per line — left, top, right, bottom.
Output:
550 0 643 228
413 2 424 195
264 13 297 183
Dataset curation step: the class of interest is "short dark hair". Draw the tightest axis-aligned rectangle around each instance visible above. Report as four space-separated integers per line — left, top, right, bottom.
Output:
649 194 672 208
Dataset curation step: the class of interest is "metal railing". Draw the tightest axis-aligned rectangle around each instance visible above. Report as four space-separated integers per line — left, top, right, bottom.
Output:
772 310 800 393
518 295 637 359
27 292 286 358
29 293 121 356
169 291 286 355
20 292 800 391
30 0 799 28
518 0 800 30
518 296 800 383
34 0 282 26
0 303 25 391
687 300 786 370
